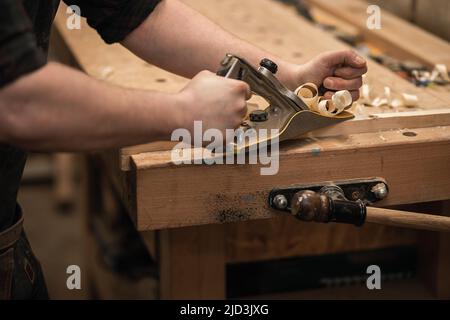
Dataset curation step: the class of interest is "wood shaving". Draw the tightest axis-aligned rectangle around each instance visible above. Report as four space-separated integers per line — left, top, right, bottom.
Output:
414 64 449 84
431 64 450 82
295 83 352 117
358 83 419 110
99 66 114 79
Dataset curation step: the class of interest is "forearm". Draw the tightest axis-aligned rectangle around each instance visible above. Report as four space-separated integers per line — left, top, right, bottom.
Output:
122 0 298 88
0 63 181 151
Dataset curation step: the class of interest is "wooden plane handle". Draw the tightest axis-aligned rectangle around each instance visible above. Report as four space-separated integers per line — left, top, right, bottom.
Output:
366 207 450 232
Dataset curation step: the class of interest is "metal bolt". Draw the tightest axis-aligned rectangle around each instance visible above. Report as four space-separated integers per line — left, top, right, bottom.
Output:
260 58 278 74
351 191 361 200
249 110 269 122
221 54 232 66
371 183 388 200
273 194 288 209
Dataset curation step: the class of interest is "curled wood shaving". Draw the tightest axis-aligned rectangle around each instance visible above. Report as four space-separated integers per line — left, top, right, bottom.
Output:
295 83 352 117
401 93 419 107
431 64 450 82
413 64 449 84
359 83 418 110
295 83 318 108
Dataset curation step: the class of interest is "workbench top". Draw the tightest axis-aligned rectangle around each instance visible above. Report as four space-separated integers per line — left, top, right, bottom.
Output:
53 0 450 231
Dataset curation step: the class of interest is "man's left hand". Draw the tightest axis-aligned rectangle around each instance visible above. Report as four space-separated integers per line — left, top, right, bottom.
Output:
286 50 368 101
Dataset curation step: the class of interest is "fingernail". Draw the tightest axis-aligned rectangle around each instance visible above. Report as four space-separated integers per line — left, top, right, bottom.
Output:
354 55 365 65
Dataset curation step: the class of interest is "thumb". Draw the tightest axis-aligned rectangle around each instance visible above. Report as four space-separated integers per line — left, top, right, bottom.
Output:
320 50 366 68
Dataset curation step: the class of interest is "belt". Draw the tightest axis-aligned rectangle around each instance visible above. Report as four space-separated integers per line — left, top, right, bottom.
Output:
0 207 23 251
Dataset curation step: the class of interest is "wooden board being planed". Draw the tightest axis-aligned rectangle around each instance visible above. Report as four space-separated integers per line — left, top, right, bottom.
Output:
53 0 449 163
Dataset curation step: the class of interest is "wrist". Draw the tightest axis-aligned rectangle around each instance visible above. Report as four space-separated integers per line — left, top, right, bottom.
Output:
136 90 188 141
277 61 304 91
171 90 193 132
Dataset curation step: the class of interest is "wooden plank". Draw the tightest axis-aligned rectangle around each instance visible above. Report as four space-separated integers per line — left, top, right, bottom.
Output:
416 0 450 42
225 217 417 263
363 0 414 21
306 0 450 69
117 109 450 171
311 109 450 138
159 225 225 299
309 6 362 39
132 125 450 230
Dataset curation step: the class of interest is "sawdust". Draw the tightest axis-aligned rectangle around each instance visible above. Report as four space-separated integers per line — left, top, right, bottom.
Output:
216 209 251 223
207 192 266 224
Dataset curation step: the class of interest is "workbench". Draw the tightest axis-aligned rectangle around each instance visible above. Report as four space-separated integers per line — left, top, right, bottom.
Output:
52 0 450 299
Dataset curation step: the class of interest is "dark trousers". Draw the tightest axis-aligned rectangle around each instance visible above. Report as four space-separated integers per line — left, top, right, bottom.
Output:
0 207 49 300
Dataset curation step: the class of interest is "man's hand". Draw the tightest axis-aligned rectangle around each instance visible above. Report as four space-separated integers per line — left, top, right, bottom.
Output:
289 50 367 101
176 70 251 135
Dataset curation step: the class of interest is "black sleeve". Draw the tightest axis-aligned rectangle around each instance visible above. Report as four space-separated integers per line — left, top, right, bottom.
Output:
0 0 46 89
63 0 162 44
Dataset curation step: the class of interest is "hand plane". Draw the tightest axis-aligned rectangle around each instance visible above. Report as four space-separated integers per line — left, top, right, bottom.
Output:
217 54 354 152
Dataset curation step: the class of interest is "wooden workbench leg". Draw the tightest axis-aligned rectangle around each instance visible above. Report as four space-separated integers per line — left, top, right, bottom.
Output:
53 153 76 210
159 224 226 299
419 201 450 299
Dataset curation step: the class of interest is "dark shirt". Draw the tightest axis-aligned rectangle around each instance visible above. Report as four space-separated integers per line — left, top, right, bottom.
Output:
0 0 161 231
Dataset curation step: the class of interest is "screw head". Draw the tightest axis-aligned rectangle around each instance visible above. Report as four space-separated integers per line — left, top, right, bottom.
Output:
249 109 268 122
260 58 278 74
351 190 361 200
371 183 388 200
273 194 288 209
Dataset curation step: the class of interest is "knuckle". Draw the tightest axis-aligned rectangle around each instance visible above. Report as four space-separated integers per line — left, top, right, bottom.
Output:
338 69 350 77
348 50 358 58
320 51 331 59
235 100 247 111
228 80 240 89
229 116 241 127
237 81 249 92
356 78 363 86
197 70 212 79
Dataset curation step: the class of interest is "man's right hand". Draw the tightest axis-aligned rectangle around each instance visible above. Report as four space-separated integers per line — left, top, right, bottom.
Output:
175 70 251 135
